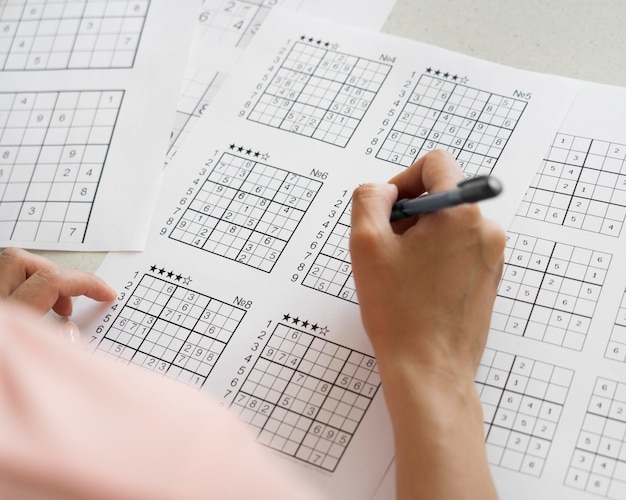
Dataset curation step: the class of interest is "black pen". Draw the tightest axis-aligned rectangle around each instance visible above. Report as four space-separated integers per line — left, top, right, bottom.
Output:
390 175 503 221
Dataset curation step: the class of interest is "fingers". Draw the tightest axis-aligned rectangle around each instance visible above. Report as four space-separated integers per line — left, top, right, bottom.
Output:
0 247 117 316
7 266 117 316
0 247 59 297
388 149 465 199
349 183 398 258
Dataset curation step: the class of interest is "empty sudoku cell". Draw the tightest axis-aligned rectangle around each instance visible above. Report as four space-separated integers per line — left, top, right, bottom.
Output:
377 74 526 174
171 154 320 271
249 42 389 147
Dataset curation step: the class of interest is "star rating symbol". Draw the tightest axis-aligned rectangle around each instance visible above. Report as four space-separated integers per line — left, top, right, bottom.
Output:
425 68 464 82
229 144 267 159
150 265 188 284
183 276 192 285
261 153 270 161
459 76 469 84
281 314 328 336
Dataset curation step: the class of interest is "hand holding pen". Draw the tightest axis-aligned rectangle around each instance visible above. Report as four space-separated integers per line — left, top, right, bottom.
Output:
390 175 502 221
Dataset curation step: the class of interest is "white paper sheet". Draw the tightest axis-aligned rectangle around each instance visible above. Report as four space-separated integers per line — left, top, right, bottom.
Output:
374 83 626 500
73 9 585 499
0 0 196 250
168 0 398 162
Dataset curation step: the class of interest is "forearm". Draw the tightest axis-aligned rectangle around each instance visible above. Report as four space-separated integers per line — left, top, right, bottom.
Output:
382 363 498 500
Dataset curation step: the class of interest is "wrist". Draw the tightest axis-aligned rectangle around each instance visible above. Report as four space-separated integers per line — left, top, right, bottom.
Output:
379 359 484 430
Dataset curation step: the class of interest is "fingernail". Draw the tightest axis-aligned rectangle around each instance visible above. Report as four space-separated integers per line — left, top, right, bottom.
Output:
61 320 81 344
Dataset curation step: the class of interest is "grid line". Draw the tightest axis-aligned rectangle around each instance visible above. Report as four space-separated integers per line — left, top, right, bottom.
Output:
376 73 527 175
230 322 380 472
97 273 246 388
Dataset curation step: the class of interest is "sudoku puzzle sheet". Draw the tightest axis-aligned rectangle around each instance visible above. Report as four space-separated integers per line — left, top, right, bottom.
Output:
566 378 626 498
302 199 356 303
0 0 150 71
229 319 380 472
376 71 527 176
477 348 573 477
169 150 322 272
492 232 610 351
96 269 246 388
169 71 226 157
519 133 626 237
248 39 391 147
0 90 123 243
196 0 274 48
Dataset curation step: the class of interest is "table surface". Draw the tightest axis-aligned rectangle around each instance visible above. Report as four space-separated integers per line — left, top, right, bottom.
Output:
31 0 626 273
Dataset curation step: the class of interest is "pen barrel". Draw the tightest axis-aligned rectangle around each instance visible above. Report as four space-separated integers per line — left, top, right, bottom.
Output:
391 190 463 220
459 176 502 203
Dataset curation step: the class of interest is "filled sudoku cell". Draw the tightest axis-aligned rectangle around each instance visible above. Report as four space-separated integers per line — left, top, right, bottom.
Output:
168 70 226 158
491 232 610 350
248 40 391 147
566 378 626 498
0 90 123 244
303 200 356 303
170 152 322 272
376 73 526 176
0 0 150 71
229 323 380 472
518 133 626 237
97 273 245 388
605 288 626 362
196 0 271 48
476 348 573 476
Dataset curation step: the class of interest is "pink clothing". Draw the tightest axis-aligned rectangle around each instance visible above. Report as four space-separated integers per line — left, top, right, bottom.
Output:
0 304 321 500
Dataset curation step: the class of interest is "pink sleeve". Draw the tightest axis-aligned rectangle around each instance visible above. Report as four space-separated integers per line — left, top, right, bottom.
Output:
0 303 323 500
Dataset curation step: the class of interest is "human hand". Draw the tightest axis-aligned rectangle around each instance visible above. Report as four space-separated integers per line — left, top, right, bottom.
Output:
350 150 503 500
0 247 116 317
350 149 505 385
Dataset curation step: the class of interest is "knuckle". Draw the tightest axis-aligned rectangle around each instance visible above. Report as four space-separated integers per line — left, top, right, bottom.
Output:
1 246 26 262
33 266 62 286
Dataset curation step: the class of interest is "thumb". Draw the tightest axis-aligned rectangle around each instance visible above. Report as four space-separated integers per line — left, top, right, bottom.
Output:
350 183 398 253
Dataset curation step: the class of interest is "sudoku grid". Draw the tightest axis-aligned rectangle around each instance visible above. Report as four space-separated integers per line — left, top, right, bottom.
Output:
229 320 380 472
0 89 123 244
491 232 610 351
96 271 246 388
605 288 626 362
247 39 392 147
518 133 626 237
376 71 527 176
196 0 272 48
477 348 573 477
169 151 323 272
302 199 356 303
0 0 150 71
566 377 626 498
168 70 226 158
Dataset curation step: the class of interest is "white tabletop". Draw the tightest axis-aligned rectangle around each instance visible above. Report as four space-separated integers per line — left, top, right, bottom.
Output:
32 0 626 273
